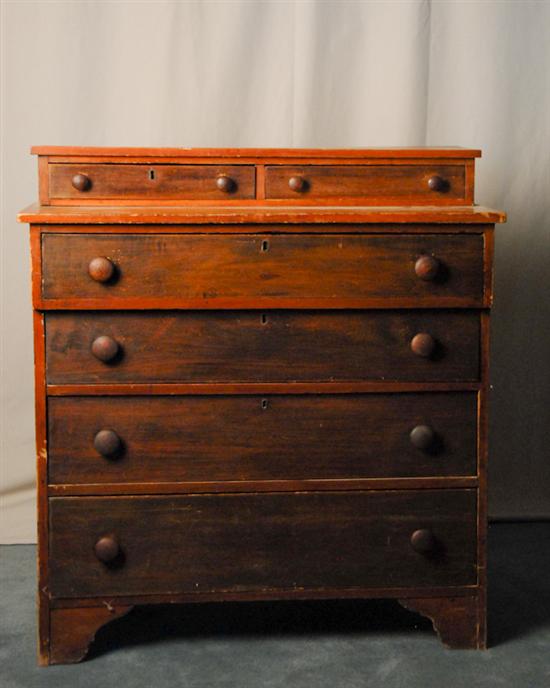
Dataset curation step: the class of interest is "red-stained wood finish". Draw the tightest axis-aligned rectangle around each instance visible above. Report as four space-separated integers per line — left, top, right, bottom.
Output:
20 146 504 663
32 146 483 158
49 606 133 665
265 164 468 204
50 164 256 201
19 204 506 224
398 596 483 649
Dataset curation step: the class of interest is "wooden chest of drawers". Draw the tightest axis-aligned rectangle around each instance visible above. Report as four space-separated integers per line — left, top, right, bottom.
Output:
19 146 505 665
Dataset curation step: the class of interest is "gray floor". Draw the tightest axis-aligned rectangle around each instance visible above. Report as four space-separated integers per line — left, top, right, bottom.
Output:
1 522 549 687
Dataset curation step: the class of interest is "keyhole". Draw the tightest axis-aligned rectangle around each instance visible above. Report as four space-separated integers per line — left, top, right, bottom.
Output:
261 399 269 410
261 240 269 252
149 169 155 181
261 313 268 325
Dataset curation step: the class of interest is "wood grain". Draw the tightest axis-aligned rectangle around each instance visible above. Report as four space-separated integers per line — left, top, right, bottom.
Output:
47 392 478 485
41 233 484 305
44 310 481 384
49 606 133 664
48 490 478 598
398 595 482 649
17 203 507 225
21 145 503 662
265 165 467 204
49 164 255 200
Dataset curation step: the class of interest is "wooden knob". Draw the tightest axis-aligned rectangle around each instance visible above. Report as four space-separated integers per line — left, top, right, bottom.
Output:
216 175 236 193
288 176 306 192
410 333 436 358
428 175 447 192
91 335 119 363
94 429 122 458
414 255 440 281
94 535 120 563
88 257 115 283
72 173 91 191
410 529 436 554
410 425 436 451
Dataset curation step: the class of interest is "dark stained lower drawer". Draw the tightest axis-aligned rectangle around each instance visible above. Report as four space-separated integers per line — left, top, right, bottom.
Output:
48 490 478 598
45 310 480 384
48 393 478 484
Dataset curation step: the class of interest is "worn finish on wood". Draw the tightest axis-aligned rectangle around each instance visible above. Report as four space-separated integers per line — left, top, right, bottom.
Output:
47 392 477 485
18 203 507 224
49 585 477 610
41 233 484 305
32 145 483 158
49 606 133 664
20 146 503 663
398 595 483 649
45 310 480 384
48 490 477 598
265 165 468 204
31 307 49 665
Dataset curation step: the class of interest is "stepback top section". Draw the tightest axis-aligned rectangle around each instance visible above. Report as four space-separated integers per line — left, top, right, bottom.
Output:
31 147 481 206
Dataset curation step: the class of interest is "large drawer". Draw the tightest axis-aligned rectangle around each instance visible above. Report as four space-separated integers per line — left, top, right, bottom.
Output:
48 164 256 201
264 165 468 204
41 233 484 306
48 393 477 485
48 490 478 598
45 310 480 384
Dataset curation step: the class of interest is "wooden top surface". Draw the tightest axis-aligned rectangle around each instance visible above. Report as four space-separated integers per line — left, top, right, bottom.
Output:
31 146 482 159
18 203 505 225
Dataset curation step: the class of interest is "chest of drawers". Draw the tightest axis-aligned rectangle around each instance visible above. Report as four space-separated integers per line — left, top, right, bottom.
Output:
19 147 505 665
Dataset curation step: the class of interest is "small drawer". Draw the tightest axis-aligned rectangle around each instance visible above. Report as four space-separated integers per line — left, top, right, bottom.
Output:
41 233 484 306
265 165 468 204
48 490 477 598
45 310 480 384
48 164 255 201
48 392 478 485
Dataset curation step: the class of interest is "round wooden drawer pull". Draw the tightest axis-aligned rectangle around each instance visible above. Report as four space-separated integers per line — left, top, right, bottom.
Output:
72 173 91 191
91 335 120 363
88 256 115 283
410 529 436 554
94 535 120 564
216 175 236 193
414 255 440 281
410 425 436 451
94 429 122 458
410 333 437 358
427 175 447 192
288 176 306 192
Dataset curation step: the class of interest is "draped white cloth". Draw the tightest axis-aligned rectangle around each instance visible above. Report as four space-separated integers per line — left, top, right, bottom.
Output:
2 0 549 542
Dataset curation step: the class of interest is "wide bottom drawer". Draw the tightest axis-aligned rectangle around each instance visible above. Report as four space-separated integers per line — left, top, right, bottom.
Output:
49 490 477 598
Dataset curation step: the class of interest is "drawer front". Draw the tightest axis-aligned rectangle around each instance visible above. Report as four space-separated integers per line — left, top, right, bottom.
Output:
41 233 484 305
48 393 477 484
49 164 256 200
265 165 467 204
48 490 477 597
45 311 480 384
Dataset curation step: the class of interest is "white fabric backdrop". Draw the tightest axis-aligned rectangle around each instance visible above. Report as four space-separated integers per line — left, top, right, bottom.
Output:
1 0 549 543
